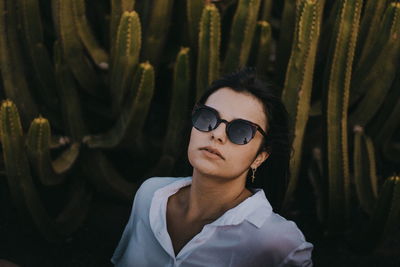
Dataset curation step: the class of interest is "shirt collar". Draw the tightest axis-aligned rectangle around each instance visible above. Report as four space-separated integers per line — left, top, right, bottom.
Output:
151 176 272 229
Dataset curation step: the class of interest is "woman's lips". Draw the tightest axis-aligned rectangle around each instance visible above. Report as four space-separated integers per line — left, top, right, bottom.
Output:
199 146 225 160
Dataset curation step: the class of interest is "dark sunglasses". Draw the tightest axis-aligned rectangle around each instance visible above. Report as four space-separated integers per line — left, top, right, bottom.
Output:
191 104 267 145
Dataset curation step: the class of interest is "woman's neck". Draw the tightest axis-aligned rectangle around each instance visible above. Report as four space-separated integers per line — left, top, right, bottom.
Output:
178 170 253 223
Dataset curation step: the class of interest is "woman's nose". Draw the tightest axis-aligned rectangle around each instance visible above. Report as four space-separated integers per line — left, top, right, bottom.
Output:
211 121 228 143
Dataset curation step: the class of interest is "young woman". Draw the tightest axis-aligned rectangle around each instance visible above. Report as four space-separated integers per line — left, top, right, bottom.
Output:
111 68 313 266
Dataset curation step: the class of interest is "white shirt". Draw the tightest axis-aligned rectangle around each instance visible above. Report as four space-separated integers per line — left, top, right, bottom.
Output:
111 177 313 267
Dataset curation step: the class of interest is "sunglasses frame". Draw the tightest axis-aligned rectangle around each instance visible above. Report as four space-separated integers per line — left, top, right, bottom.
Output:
191 103 267 144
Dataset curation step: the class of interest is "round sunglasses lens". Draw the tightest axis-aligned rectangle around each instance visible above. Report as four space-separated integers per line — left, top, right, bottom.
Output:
192 108 217 132
228 121 254 144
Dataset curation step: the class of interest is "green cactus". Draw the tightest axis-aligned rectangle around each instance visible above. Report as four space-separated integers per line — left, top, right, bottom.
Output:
85 62 155 149
349 3 400 127
196 4 221 100
54 41 88 141
353 126 378 215
72 0 109 69
275 0 297 85
0 0 38 127
151 47 191 176
55 0 100 96
110 0 135 52
17 0 59 111
253 21 272 76
111 10 141 115
281 0 323 212
355 0 392 66
260 0 273 21
141 0 175 68
0 100 91 242
26 117 80 186
222 0 261 73
323 0 362 232
186 0 204 53
307 147 327 223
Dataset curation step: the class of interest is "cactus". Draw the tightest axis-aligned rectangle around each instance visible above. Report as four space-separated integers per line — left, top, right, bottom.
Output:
0 100 91 242
275 0 297 85
280 0 322 211
307 147 327 223
349 3 400 127
110 0 135 47
151 47 191 176
141 0 175 68
322 0 362 232
253 21 272 76
196 4 221 100
186 0 204 53
17 0 59 111
0 0 38 127
353 126 378 215
111 11 141 115
55 0 99 96
260 0 273 21
222 0 261 73
26 117 80 186
355 0 392 66
84 62 155 149
72 0 109 69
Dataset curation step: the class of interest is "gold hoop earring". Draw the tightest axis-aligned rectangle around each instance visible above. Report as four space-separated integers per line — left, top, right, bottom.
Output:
251 168 257 183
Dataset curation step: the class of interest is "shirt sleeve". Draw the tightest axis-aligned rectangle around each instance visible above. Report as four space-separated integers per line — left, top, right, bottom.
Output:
110 184 142 265
277 241 313 267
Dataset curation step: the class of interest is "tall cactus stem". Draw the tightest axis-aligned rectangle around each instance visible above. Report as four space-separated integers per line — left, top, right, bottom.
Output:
72 0 109 69
281 0 322 211
349 3 400 127
17 0 59 110
56 0 99 96
222 0 261 74
0 0 38 127
353 126 378 215
323 0 362 233
186 0 204 54
111 10 141 115
141 0 174 68
196 4 221 100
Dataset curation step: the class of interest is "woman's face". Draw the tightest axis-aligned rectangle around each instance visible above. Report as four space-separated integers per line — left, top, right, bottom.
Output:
188 87 269 180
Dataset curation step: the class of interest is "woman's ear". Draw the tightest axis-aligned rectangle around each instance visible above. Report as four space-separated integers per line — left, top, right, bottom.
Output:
251 151 269 169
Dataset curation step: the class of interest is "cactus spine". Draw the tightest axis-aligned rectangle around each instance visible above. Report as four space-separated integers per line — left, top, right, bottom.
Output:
281 0 322 211
222 0 261 73
196 4 221 100
323 0 362 232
